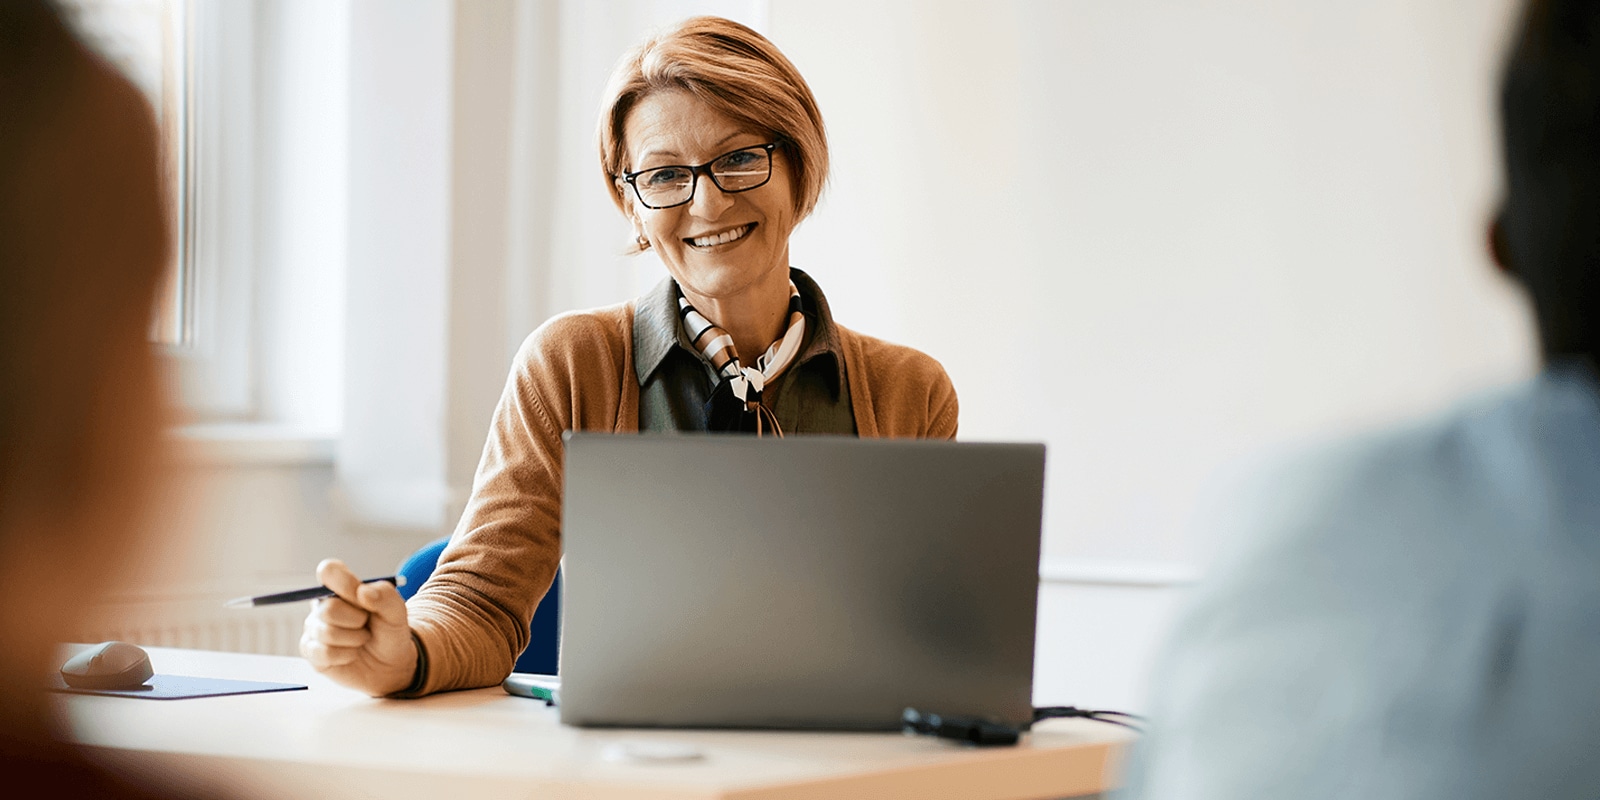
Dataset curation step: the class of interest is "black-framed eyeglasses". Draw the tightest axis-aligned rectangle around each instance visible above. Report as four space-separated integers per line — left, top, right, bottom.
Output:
619 142 779 210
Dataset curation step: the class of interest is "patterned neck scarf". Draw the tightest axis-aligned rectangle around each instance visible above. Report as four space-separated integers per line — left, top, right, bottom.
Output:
678 281 806 436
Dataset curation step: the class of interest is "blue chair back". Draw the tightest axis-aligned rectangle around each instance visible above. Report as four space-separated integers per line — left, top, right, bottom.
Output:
396 537 560 675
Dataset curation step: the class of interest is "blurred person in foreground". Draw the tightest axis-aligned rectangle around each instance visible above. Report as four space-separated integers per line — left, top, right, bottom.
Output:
0 0 177 796
299 17 958 698
1125 1 1600 798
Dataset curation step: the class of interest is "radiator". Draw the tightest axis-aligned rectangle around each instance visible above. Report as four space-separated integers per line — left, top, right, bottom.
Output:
77 600 308 657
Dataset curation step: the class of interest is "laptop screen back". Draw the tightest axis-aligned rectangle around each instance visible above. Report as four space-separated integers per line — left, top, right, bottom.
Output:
559 434 1045 731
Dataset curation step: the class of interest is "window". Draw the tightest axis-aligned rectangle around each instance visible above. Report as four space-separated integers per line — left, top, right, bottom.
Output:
59 0 192 346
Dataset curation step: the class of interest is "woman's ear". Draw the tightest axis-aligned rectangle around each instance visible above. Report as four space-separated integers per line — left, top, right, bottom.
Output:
618 184 643 230
625 208 651 252
616 179 651 252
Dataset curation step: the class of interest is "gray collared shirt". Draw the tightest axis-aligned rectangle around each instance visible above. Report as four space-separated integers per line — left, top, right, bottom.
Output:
1123 361 1600 800
633 268 856 435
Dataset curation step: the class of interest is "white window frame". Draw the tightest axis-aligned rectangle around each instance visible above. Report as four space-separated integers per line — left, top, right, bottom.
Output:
165 0 257 419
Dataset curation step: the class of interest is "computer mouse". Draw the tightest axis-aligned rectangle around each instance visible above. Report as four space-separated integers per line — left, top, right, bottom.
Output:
59 641 154 690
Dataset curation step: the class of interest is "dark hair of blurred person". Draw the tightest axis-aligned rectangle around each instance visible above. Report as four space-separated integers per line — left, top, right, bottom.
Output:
1496 0 1600 365
1123 1 1600 798
0 1 177 796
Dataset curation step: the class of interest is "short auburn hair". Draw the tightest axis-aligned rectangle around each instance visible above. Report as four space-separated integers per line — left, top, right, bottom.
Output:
597 17 828 224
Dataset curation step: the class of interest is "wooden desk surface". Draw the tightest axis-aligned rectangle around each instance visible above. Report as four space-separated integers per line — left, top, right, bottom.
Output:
57 648 1130 800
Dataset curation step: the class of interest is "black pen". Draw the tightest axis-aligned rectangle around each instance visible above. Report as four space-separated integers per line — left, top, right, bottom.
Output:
223 575 406 608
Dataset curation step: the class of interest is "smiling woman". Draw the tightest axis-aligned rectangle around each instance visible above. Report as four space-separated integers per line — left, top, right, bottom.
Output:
297 16 961 699
617 89 802 417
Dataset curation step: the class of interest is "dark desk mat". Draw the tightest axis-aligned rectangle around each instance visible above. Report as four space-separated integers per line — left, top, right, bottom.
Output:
48 673 307 700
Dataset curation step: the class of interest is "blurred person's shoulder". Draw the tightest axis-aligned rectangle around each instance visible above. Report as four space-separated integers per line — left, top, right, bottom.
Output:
1201 363 1600 597
1153 379 1537 677
1130 365 1600 800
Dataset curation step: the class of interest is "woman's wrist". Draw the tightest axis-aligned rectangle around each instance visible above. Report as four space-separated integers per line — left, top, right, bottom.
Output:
387 631 428 698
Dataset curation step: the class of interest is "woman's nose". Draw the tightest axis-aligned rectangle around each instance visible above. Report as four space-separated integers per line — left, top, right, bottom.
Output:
689 173 734 219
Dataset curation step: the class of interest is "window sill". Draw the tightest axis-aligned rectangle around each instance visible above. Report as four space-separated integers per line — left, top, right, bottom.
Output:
171 423 337 466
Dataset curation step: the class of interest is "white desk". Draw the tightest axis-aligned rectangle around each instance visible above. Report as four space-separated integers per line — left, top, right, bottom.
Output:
57 648 1131 800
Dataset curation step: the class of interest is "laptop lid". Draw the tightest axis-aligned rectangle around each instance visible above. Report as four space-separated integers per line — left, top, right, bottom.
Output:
558 434 1045 731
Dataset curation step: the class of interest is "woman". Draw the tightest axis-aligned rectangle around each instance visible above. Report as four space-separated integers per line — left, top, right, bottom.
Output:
302 16 958 697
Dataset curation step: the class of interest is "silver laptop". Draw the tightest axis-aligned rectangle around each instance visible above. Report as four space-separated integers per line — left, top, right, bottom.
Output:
558 433 1046 731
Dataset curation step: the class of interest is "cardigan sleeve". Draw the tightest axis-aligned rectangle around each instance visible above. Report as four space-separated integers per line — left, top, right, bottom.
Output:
402 308 630 695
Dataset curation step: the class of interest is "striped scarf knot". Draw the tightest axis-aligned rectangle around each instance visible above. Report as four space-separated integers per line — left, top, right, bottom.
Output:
678 282 806 436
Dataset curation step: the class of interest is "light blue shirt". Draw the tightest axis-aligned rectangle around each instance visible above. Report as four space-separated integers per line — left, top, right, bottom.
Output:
1124 362 1600 800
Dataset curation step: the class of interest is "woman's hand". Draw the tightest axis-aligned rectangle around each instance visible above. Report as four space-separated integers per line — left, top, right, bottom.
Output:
299 558 418 697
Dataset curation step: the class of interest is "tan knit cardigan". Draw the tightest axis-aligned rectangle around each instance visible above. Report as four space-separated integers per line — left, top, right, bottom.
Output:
405 300 959 696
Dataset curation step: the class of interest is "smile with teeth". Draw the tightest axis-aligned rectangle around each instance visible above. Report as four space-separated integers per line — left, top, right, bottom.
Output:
688 223 755 249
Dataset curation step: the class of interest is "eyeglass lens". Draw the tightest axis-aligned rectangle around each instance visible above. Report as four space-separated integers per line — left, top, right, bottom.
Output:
633 146 771 208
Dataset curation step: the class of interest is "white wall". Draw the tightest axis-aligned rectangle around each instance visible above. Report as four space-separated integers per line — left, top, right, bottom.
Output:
112 0 1541 714
758 0 1532 708
772 0 1533 569
533 0 1535 711
525 0 1534 573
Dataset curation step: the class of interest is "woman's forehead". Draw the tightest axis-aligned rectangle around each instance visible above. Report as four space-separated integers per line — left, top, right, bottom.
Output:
624 90 766 164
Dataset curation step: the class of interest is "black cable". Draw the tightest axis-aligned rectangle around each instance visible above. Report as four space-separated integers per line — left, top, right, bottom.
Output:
903 704 1144 747
1032 705 1146 733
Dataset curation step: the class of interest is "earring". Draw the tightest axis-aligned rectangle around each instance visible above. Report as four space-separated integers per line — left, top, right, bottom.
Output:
636 233 651 251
